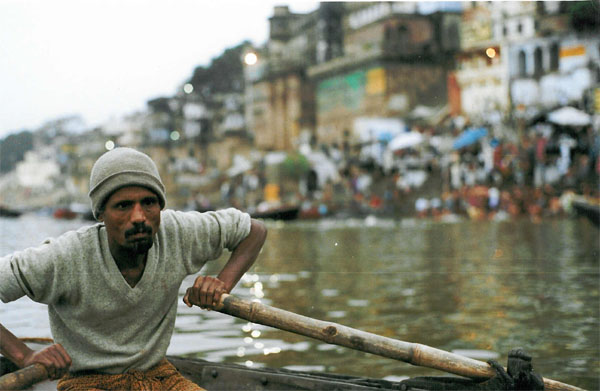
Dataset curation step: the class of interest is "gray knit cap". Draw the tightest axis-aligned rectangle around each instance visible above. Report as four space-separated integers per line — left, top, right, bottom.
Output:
89 147 166 219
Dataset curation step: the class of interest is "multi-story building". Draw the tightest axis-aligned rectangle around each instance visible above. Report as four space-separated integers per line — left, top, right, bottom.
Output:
245 2 461 150
451 2 508 125
452 1 599 129
309 2 461 145
508 2 600 118
245 5 320 152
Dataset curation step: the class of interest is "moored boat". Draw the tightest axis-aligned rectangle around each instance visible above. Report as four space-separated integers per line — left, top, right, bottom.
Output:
0 205 23 218
250 205 300 221
52 208 78 220
571 197 600 227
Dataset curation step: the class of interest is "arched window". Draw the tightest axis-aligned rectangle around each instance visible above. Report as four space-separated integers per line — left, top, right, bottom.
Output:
534 47 543 76
518 50 527 76
550 43 559 71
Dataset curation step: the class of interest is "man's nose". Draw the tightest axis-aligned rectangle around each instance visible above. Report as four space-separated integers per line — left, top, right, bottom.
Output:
131 203 146 222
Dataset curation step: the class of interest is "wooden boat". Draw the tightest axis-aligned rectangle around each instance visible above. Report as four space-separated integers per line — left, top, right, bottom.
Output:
0 294 583 391
0 355 448 390
169 356 405 390
52 208 78 220
0 205 22 218
0 355 555 391
571 197 600 227
250 205 300 221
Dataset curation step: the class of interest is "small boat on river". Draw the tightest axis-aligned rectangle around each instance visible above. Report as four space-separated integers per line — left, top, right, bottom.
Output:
0 295 583 391
0 205 23 218
250 204 300 221
0 355 554 391
0 355 424 390
571 196 600 227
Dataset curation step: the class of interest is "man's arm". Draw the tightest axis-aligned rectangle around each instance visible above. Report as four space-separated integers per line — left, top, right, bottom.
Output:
0 324 71 379
184 218 267 309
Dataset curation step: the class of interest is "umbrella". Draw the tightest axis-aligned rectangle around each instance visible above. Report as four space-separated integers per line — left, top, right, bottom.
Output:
388 131 424 151
452 127 488 150
227 155 253 177
354 117 405 143
547 106 591 126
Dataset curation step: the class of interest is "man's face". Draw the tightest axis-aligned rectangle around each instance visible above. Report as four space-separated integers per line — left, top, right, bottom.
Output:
99 186 161 256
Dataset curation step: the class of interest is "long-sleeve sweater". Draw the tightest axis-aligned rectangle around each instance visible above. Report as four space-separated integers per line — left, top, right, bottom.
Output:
0 208 251 374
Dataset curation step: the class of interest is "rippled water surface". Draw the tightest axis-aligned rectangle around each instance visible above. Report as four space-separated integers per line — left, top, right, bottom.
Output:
1 214 598 389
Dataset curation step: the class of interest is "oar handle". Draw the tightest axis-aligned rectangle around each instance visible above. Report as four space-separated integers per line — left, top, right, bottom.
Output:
216 293 585 391
0 363 48 390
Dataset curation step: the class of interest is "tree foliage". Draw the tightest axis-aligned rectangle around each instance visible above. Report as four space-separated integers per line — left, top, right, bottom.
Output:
0 131 34 174
189 41 249 95
281 152 310 179
567 1 600 32
147 97 173 114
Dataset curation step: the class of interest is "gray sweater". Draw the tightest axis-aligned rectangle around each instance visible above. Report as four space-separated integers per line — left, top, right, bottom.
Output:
0 208 251 374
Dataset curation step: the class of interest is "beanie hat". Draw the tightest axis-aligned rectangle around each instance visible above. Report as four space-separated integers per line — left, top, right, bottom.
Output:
89 147 166 219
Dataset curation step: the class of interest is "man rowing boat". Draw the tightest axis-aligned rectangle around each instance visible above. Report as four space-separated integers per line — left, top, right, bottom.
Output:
0 147 267 390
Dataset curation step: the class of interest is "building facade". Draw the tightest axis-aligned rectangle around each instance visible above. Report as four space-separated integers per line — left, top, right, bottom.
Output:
247 2 461 149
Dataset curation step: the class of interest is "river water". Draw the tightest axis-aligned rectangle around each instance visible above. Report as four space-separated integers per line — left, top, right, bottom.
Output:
1 214 598 389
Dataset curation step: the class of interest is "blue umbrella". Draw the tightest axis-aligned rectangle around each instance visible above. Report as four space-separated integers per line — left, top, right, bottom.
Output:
452 127 488 150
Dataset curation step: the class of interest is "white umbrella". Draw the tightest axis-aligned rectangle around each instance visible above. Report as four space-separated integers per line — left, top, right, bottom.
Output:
548 107 591 126
227 155 253 177
304 151 340 187
387 131 424 151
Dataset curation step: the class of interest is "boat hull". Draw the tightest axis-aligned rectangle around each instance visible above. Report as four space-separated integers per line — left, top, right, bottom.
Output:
250 205 300 221
169 356 405 390
1 355 491 391
572 198 600 226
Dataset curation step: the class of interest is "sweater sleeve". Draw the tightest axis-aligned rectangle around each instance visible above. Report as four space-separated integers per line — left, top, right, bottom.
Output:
0 237 69 304
160 208 251 275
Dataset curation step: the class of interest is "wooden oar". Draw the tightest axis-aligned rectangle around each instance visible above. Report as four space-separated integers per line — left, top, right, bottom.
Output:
0 363 47 390
216 293 585 391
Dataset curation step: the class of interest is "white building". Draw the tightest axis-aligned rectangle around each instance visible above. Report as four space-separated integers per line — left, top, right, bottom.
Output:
454 2 598 125
16 151 60 189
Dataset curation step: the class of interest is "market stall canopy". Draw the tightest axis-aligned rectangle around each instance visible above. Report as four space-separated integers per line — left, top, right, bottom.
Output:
388 131 424 151
354 117 406 143
409 104 449 126
452 127 488 150
303 151 340 187
263 151 287 166
227 155 253 177
547 106 591 126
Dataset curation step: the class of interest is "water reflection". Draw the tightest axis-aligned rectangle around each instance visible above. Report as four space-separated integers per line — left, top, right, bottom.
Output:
1 215 598 389
211 217 598 389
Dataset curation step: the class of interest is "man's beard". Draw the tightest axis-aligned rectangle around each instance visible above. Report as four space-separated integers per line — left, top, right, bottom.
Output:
130 238 154 254
125 224 154 255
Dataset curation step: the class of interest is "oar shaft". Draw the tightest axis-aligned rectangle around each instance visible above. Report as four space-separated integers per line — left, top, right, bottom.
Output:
0 363 47 390
216 294 584 391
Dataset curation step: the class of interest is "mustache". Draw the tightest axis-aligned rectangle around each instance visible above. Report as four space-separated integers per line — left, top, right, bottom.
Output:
124 224 153 238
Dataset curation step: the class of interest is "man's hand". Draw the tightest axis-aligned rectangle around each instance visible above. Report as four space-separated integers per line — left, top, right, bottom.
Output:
183 276 227 310
23 344 71 380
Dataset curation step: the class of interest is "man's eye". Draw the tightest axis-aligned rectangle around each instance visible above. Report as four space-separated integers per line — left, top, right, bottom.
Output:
143 198 157 206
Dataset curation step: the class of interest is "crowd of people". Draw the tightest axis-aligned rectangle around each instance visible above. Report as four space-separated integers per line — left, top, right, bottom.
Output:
212 121 599 222
346 123 597 221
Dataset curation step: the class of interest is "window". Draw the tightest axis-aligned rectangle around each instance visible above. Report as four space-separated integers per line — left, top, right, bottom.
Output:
518 50 527 76
550 43 559 71
534 47 543 75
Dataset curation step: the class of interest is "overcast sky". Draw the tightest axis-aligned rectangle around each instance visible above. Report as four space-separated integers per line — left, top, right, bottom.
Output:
0 0 319 138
